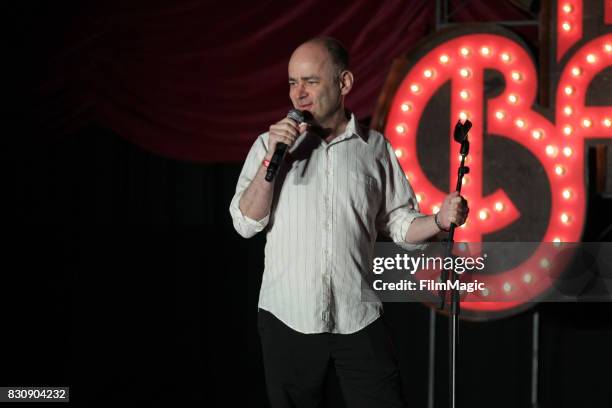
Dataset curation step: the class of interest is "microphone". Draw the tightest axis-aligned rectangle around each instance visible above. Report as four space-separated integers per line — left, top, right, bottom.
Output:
265 109 305 182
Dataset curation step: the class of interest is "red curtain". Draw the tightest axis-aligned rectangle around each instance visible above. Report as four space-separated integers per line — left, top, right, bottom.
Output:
23 0 533 162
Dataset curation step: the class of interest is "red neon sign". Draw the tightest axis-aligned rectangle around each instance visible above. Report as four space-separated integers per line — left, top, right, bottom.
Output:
381 1 612 318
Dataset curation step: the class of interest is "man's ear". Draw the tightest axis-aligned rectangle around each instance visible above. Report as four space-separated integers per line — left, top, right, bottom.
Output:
339 70 354 96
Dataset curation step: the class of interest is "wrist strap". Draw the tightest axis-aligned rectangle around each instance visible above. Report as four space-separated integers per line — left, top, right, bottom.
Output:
434 212 449 232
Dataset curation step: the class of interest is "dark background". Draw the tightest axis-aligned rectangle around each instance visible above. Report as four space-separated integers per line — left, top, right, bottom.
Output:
4 1 612 407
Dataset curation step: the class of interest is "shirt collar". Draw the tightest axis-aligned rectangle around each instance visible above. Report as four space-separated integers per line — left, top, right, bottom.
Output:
331 112 368 145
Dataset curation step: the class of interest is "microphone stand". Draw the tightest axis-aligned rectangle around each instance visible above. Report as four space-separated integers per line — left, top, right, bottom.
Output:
438 119 471 408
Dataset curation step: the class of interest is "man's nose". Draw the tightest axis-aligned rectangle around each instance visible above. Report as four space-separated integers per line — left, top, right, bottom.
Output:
297 84 308 98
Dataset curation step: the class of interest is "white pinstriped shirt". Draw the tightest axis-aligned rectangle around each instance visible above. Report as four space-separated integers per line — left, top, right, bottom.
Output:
230 113 424 334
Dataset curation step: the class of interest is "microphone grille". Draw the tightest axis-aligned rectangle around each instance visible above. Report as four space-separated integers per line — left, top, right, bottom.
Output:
287 109 305 123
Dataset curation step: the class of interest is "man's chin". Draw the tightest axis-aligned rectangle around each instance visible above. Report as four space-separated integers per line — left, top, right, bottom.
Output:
303 110 317 121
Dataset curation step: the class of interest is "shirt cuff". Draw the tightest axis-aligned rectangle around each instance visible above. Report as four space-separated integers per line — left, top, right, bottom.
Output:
396 214 429 251
229 197 269 238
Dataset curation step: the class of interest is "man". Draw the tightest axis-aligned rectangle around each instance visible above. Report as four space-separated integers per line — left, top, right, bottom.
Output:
230 37 468 408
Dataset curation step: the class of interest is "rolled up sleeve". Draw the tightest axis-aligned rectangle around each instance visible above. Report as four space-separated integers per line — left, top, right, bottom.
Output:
229 134 271 238
376 141 428 251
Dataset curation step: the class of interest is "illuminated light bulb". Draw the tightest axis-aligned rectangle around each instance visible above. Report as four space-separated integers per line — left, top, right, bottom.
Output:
515 118 526 128
480 46 491 56
432 205 440 214
523 272 533 283
564 85 574 95
462 176 469 186
552 237 562 243
395 124 406 134
605 43 612 53
555 165 566 176
571 67 582 77
586 54 596 64
531 129 544 140
545 145 558 157
511 71 522 81
478 209 489 220
562 189 572 199
481 287 490 296
563 125 573 135
540 258 550 269
503 282 512 293
410 83 421 93
439 54 450 64
508 94 519 104
394 148 403 158
560 212 571 224
562 3 573 13
455 155 470 166
459 111 469 121
459 221 467 229
459 90 470 100
400 103 412 112
562 22 572 32
460 47 470 57
582 118 592 128
495 110 506 120
603 118 612 127
459 68 471 78
500 52 511 62
563 105 573 116
423 69 434 79
416 193 423 203
494 201 504 212
562 146 573 157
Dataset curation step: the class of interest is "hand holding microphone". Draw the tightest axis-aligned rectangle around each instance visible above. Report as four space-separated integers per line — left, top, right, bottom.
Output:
265 109 307 182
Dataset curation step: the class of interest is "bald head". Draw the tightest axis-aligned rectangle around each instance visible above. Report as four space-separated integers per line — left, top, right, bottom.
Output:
289 41 332 77
291 37 349 79
308 37 349 73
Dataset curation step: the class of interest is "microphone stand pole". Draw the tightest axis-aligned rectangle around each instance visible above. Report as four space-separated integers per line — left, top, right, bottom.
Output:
438 119 471 408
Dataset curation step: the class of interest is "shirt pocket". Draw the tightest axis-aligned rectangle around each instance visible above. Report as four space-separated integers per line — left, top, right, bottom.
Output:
348 170 379 215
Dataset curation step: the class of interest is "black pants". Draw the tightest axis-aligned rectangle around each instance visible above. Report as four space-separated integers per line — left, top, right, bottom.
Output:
258 309 407 408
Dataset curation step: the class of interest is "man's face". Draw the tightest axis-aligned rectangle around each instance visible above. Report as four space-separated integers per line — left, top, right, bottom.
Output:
288 43 342 125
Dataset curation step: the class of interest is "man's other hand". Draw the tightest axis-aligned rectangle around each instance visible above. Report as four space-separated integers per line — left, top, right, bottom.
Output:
438 191 469 230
